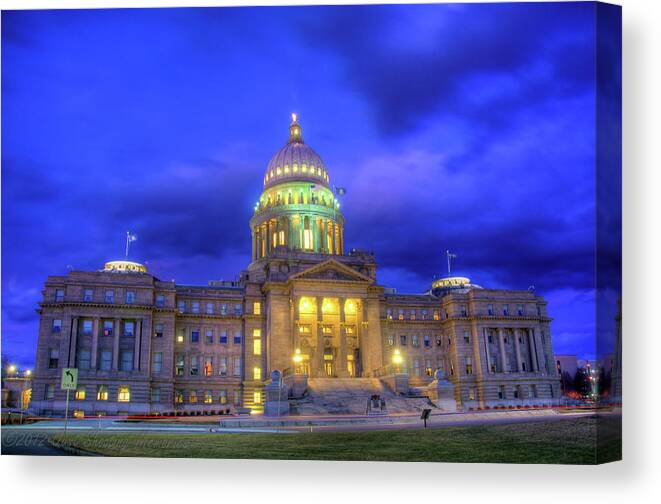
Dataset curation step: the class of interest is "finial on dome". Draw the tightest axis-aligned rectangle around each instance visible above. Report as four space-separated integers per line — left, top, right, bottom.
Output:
289 112 303 144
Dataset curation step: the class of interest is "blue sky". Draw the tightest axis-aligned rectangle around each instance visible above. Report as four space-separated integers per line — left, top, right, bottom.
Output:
1 3 621 368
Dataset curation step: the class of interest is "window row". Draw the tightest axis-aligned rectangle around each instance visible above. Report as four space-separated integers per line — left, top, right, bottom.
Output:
386 308 440 321
174 389 242 405
174 355 243 377
175 328 245 345
177 300 255 316
44 384 131 402
53 288 145 305
50 319 138 337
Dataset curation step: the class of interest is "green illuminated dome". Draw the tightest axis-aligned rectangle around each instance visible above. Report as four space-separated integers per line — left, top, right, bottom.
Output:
250 114 345 260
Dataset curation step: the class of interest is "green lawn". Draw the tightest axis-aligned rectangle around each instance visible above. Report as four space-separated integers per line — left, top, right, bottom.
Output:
49 415 621 464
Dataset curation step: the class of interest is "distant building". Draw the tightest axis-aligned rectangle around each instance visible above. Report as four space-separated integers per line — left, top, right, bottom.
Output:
29 115 560 417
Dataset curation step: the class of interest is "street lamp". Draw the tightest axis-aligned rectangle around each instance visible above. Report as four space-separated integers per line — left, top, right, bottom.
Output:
292 348 303 374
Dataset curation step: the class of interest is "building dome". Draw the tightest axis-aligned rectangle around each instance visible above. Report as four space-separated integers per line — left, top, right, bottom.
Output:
263 113 330 190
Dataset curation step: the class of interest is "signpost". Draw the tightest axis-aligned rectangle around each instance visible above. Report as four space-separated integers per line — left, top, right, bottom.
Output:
61 368 78 437
421 408 432 428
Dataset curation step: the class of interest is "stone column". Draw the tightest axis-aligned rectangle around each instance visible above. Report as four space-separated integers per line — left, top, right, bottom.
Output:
497 328 507 373
483 328 492 374
316 296 324 376
338 297 348 377
527 329 539 372
513 328 523 372
91 318 100 370
533 327 546 375
265 220 271 253
112 318 121 371
68 317 79 367
134 319 142 371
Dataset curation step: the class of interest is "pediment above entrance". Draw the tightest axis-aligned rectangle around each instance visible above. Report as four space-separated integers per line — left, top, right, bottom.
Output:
288 259 373 284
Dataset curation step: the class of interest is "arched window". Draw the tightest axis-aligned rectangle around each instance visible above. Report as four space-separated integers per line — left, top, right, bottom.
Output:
303 216 312 250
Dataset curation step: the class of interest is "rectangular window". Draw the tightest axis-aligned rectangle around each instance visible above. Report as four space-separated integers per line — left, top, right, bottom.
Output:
322 325 333 334
220 304 228 315
421 309 428 320
156 294 165 307
82 319 93 335
463 331 470 344
105 290 114 303
253 302 261 315
100 351 112 371
253 338 262 355
487 304 494 316
503 304 509 316
152 352 163 373
410 310 416 320
233 304 242 316
178 300 186 313
219 331 228 344
120 351 133 371
204 357 213 376
423 335 431 347
117 386 130 402
298 325 311 334
234 390 241 406
154 323 164 338
517 304 524 316
97 385 108 401
48 348 59 369
52 319 62 333
191 329 200 343
468 387 477 401
253 367 261 380
191 301 200 314
83 288 93 302
124 321 134 337
174 390 184 404
513 385 521 399
465 357 473 375
205 329 214 344
413 359 421 376
345 325 355 335
151 387 161 403
433 310 440 321
175 355 184 376
412 335 419 347
233 357 241 377
77 350 91 370
190 356 199 375
460 305 468 317
204 390 213 404
189 390 198 403
206 302 214 315
529 384 537 398
387 335 395 346
75 386 86 400
233 332 242 345
498 385 506 400
125 291 135 304
219 357 228 376
400 335 407 346
219 390 227 404
176 328 184 343
103 320 113 336
386 308 393 320
45 384 54 400
398 309 404 320
55 289 64 302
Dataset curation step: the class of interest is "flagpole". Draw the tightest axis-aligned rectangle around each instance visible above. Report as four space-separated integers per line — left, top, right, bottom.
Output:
125 231 130 259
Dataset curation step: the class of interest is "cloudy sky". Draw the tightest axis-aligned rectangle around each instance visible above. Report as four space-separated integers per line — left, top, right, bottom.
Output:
2 3 621 367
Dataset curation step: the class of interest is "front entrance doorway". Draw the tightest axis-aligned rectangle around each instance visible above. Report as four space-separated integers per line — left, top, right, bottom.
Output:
323 353 334 376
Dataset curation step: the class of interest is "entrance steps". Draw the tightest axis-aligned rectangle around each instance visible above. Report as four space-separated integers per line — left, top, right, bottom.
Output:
290 378 433 416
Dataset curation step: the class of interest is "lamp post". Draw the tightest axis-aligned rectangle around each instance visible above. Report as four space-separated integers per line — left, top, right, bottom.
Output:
292 348 303 374
392 349 403 374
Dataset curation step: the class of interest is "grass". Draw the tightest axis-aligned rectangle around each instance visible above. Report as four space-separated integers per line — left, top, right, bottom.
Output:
49 415 621 464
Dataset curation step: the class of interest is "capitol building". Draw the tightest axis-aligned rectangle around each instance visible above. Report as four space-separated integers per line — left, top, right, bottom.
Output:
30 115 561 417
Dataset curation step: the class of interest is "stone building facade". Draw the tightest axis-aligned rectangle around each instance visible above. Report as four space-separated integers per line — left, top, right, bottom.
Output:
29 115 560 416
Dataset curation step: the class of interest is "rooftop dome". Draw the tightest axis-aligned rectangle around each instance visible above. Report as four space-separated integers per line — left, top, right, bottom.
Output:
263 113 330 190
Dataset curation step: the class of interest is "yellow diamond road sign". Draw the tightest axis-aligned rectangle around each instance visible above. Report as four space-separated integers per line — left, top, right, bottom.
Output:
61 368 78 390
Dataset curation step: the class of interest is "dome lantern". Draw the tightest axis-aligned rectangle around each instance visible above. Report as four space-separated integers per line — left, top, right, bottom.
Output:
289 113 303 144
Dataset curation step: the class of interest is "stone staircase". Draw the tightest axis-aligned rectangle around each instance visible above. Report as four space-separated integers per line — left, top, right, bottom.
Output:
290 378 434 416
242 381 265 413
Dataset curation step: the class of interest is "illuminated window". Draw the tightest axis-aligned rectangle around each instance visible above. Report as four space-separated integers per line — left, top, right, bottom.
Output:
189 390 198 403
103 320 113 336
152 352 163 373
204 357 213 376
253 302 261 315
410 310 416 320
219 357 228 376
322 325 333 334
299 325 311 334
83 289 93 302
345 325 355 335
398 309 404 320
465 357 473 375
204 390 213 404
433 310 440 321
387 335 395 346
468 387 476 401
118 386 130 402
96 385 108 401
253 335 262 356
176 329 184 343
386 308 393 320
52 319 62 333
233 357 241 377
303 217 312 249
412 335 419 347
253 391 262 404
253 367 261 380
75 386 86 400
219 390 227 404
284 166 290 174
175 390 184 404
293 165 298 173
154 323 164 338
190 356 199 375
